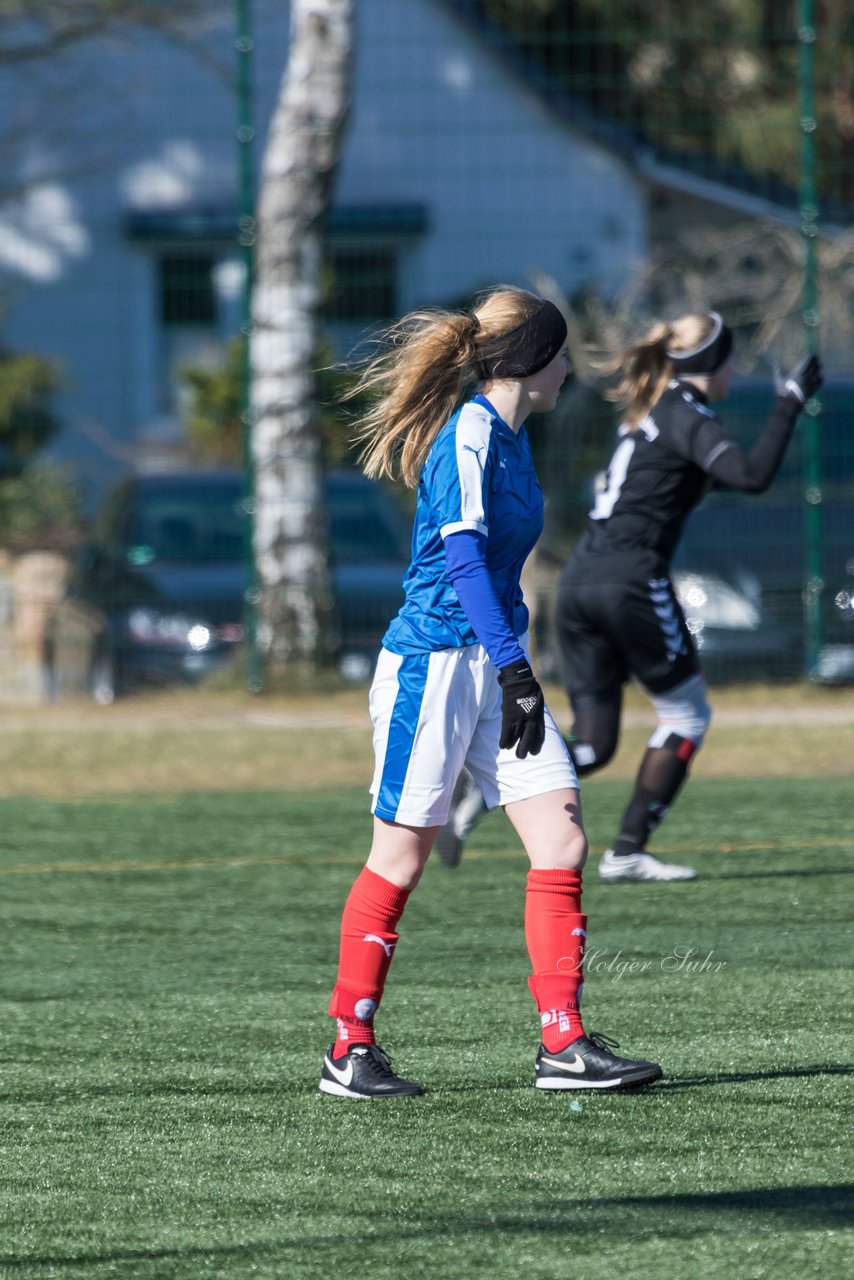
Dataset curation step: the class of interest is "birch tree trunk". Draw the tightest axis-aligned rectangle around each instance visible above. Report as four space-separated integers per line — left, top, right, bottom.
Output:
251 0 353 675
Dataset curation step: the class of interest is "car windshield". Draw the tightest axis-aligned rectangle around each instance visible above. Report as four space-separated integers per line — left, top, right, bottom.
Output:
326 489 411 563
121 474 410 567
126 482 244 565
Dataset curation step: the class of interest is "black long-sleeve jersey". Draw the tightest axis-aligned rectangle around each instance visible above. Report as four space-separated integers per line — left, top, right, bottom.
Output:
567 380 801 582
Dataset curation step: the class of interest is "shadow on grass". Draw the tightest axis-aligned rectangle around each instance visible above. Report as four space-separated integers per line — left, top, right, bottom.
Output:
655 1063 854 1090
3 1183 852 1270
421 1061 854 1096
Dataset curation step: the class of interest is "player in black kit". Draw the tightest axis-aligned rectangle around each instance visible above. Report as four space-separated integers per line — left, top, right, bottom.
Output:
434 311 822 881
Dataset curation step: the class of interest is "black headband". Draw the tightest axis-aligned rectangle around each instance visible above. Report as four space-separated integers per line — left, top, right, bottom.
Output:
477 299 568 380
667 312 733 376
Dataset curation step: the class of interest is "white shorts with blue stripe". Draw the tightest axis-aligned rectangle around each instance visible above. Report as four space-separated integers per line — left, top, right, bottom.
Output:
369 643 578 827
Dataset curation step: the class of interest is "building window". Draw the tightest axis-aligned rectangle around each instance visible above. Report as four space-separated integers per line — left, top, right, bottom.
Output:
156 252 222 415
158 253 218 326
321 247 397 324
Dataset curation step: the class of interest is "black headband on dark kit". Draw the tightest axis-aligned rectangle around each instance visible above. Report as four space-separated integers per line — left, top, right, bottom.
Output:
477 299 568 380
667 311 733 376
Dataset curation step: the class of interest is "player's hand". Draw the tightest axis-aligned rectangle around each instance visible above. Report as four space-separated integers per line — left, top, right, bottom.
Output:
780 354 823 404
498 661 545 758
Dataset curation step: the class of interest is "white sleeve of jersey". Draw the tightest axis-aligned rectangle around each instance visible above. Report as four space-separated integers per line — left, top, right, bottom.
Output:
439 402 492 539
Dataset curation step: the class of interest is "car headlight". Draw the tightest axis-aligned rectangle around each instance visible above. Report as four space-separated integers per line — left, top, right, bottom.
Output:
126 608 214 650
673 573 761 631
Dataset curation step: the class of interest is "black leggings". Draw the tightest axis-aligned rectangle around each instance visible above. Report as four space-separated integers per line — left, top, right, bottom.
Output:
566 687 623 776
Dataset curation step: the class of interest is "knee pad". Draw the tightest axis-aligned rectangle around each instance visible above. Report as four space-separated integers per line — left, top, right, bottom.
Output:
648 675 711 751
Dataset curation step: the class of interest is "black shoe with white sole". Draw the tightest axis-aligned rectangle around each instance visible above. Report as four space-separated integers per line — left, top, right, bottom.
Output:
319 1043 424 1099
535 1032 663 1091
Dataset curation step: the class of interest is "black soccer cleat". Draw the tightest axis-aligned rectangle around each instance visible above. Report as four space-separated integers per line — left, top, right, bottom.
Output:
534 1032 663 1091
319 1043 424 1099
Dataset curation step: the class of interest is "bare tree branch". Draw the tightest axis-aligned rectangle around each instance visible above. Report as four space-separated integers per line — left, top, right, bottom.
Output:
537 220 854 378
0 1 225 64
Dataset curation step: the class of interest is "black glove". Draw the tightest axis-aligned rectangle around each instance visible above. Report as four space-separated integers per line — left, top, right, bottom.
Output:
498 661 545 759
779 354 823 405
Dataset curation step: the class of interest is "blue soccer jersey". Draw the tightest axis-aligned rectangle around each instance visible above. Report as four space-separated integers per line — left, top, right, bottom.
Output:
382 394 544 658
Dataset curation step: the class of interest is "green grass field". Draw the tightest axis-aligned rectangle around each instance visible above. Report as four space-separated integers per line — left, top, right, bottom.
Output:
0 694 853 1278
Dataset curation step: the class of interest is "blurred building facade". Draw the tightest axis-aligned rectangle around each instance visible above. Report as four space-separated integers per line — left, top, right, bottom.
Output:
0 0 654 505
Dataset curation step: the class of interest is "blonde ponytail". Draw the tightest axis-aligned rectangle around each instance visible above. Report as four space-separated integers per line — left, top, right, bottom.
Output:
605 322 674 429
606 312 720 429
350 310 479 487
348 287 548 487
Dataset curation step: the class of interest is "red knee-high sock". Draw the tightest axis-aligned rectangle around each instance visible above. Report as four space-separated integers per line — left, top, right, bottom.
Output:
329 867 410 1057
525 868 587 1051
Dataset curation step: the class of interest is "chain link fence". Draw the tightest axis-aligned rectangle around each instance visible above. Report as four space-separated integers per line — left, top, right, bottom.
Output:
0 0 852 698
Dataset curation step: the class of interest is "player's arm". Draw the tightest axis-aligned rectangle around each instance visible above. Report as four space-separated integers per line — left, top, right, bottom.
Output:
434 405 526 669
443 530 526 669
434 405 544 757
690 400 798 494
690 356 823 494
444 530 544 759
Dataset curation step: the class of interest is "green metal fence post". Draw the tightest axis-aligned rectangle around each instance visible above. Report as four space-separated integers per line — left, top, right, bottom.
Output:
236 0 262 693
799 0 822 677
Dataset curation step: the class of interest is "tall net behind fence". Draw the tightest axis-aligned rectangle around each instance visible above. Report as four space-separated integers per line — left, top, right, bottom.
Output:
0 1 852 696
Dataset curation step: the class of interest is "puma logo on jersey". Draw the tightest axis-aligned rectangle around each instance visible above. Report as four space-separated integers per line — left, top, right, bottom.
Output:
363 933 396 956
518 696 538 713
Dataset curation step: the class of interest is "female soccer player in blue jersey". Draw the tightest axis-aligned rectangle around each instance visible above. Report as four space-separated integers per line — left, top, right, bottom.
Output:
319 286 662 1099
